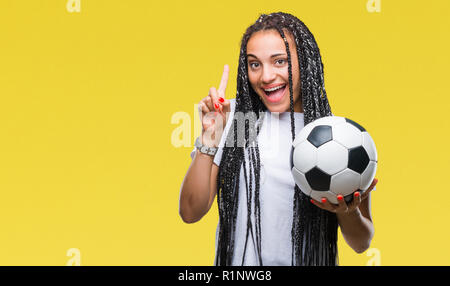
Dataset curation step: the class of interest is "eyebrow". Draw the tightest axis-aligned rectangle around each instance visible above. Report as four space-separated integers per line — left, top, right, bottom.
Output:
247 53 286 59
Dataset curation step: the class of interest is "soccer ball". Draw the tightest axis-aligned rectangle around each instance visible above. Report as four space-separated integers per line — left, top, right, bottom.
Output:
290 116 377 204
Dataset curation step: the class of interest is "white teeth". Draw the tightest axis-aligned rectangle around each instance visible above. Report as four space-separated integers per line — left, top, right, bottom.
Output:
264 85 286 92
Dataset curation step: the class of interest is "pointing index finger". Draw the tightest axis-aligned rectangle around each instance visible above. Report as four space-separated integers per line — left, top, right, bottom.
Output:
218 64 229 95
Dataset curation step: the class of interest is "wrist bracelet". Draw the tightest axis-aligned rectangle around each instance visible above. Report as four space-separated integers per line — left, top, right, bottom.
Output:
194 137 218 156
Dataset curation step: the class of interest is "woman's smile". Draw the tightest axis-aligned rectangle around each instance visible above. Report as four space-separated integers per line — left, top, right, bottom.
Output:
262 83 287 103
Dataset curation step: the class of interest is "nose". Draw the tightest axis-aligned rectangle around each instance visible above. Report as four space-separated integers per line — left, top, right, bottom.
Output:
261 65 277 83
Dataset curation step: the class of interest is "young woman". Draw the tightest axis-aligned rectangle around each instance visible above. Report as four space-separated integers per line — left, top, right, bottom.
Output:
179 12 378 266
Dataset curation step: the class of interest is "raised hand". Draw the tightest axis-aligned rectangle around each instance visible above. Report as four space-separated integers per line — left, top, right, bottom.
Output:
198 64 232 148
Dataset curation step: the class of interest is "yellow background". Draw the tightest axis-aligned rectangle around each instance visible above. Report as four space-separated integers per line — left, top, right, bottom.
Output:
0 0 449 266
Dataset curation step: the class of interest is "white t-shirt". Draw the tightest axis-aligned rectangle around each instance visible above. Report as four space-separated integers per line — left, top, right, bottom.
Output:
190 98 305 266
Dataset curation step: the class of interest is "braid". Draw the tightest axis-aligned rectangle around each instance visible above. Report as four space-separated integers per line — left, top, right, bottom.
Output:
216 12 337 266
240 144 253 265
276 27 296 143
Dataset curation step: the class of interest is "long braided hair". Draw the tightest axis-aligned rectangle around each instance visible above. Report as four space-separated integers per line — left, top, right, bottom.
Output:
216 12 338 266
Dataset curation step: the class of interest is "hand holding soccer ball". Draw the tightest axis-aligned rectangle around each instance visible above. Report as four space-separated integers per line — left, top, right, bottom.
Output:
310 178 378 214
290 116 378 213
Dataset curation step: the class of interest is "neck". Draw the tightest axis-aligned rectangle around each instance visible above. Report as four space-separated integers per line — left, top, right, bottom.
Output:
294 101 304 113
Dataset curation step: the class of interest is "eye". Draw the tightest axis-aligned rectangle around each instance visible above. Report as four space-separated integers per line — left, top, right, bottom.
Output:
249 62 260 69
276 59 286 65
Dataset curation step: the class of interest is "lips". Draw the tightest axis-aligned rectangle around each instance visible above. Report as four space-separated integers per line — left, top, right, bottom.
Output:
262 84 287 103
262 83 286 90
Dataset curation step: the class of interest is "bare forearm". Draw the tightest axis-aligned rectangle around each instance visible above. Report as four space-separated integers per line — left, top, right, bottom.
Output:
179 150 214 223
337 208 374 253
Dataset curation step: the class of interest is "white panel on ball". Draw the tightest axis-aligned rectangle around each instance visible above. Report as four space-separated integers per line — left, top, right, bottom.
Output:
293 141 317 173
362 132 378 161
329 168 361 196
313 116 346 127
317 141 348 175
310 190 339 205
291 167 312 196
360 161 377 191
332 123 362 149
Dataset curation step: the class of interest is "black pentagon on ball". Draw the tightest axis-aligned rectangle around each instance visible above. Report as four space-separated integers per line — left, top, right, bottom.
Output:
345 118 366 132
307 125 332 148
348 146 370 174
305 167 331 192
